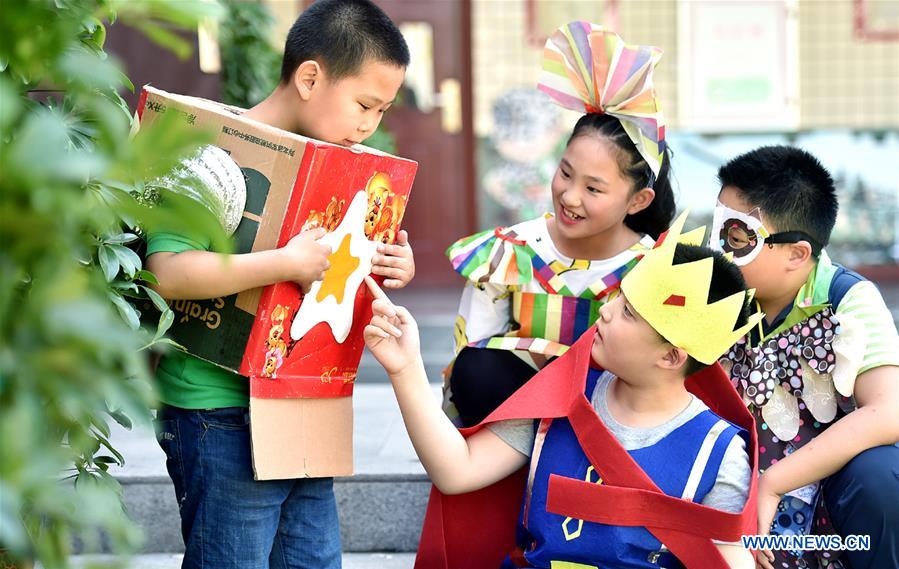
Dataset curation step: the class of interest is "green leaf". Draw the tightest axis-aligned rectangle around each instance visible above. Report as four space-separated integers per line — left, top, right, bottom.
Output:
108 292 140 330
0 499 29 553
141 285 169 313
0 75 22 131
110 244 141 278
130 21 193 61
142 336 185 352
155 307 174 340
141 284 175 341
98 245 120 282
93 430 125 466
134 269 159 285
109 409 133 430
9 106 106 184
111 281 139 294
93 416 111 438
104 232 139 245
117 0 224 31
58 47 129 94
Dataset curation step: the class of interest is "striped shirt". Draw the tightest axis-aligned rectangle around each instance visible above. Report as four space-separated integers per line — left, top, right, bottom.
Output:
837 279 899 374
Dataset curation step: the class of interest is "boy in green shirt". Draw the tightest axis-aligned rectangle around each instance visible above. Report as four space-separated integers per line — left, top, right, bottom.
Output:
146 1 414 567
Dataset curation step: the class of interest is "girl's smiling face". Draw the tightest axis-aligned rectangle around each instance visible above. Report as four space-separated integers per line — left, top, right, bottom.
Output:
550 135 652 250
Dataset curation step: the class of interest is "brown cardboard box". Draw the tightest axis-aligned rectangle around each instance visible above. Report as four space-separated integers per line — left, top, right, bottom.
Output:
138 86 417 479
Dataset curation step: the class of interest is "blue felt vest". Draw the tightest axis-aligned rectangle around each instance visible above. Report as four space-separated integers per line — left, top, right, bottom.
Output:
504 369 745 569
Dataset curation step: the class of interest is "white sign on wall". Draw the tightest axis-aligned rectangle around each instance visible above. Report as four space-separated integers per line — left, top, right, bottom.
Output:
677 0 799 132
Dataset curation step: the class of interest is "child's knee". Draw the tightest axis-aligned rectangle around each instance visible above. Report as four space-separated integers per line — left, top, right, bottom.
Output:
825 444 899 520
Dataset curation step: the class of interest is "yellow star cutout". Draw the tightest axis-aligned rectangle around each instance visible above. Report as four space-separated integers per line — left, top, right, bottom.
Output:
316 234 360 304
291 190 380 343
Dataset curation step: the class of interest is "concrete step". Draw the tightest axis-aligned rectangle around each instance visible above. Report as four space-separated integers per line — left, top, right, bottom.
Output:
41 552 414 568
121 473 431 554
111 384 441 554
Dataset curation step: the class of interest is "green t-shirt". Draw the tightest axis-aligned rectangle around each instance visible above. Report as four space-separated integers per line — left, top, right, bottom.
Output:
146 231 249 409
758 251 899 376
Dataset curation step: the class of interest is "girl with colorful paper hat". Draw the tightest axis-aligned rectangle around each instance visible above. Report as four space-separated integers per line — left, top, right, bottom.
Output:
444 20 676 428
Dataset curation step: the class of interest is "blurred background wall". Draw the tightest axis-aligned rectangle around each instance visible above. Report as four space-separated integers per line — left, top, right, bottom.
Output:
108 0 899 282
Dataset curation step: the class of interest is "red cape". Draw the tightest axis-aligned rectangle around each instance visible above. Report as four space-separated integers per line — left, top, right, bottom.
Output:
415 331 758 569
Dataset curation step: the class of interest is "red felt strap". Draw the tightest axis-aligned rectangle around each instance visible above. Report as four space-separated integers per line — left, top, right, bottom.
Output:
547 476 747 541
564 397 729 568
685 365 756 434
472 330 594 428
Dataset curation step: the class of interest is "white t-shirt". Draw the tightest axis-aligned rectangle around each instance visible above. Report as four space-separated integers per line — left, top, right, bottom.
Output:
455 215 655 349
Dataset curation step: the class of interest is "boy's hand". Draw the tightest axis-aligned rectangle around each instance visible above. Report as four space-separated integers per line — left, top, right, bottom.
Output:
371 230 415 289
281 228 332 292
363 276 421 375
753 474 780 569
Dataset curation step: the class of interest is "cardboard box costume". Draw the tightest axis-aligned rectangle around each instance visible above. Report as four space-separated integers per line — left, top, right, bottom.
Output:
138 86 417 479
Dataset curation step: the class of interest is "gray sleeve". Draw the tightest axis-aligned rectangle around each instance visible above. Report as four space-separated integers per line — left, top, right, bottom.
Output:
701 435 751 514
487 419 537 457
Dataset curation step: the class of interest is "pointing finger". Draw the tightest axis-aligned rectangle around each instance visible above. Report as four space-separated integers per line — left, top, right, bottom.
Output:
365 275 389 301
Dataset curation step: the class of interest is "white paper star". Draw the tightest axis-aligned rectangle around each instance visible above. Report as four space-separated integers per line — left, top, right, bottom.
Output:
290 190 379 343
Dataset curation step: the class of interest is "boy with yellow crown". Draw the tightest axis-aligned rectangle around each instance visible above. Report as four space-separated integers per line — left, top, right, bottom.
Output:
363 210 765 569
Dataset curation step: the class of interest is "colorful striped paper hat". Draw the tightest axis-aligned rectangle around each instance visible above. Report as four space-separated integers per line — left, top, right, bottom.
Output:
538 21 666 176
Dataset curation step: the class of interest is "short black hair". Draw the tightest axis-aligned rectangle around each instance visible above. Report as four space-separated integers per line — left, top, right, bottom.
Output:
662 244 752 377
280 0 410 83
717 145 838 248
568 113 676 239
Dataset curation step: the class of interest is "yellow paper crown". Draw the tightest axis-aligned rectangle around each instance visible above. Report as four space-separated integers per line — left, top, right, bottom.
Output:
620 211 765 364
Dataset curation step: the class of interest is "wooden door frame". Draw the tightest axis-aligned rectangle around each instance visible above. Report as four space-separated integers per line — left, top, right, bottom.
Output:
459 0 477 236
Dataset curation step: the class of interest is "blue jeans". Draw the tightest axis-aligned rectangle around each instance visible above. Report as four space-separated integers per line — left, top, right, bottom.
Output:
155 404 341 569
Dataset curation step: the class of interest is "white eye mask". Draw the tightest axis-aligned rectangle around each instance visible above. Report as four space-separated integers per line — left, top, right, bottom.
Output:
709 202 771 266
709 202 823 266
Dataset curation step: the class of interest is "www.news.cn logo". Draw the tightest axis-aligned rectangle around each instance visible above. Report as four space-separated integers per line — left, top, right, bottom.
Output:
741 534 871 551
